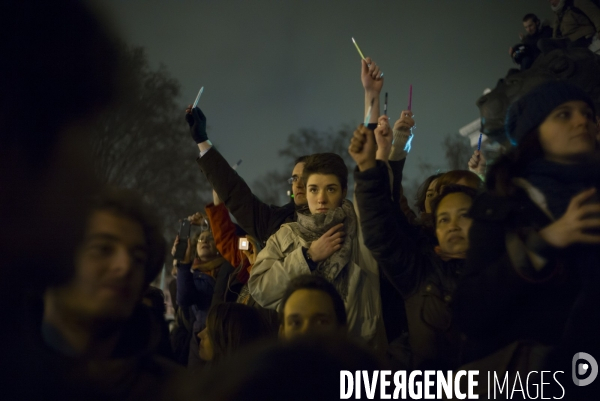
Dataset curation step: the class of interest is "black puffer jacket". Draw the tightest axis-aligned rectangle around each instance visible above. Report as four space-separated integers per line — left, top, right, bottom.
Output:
355 161 464 369
196 148 295 245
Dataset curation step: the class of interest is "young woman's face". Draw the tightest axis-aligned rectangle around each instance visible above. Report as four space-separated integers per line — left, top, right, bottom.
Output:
196 231 217 260
435 192 473 255
197 326 214 361
538 101 597 164
424 179 438 214
306 174 347 215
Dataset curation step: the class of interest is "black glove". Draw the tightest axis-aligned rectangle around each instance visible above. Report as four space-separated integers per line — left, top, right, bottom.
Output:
185 107 208 143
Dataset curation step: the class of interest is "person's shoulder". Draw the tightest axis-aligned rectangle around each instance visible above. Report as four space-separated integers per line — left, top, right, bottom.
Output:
266 223 297 247
469 191 524 222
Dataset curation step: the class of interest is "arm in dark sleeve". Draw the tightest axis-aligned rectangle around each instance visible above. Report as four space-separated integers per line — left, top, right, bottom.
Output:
354 161 428 296
389 159 419 226
190 272 215 311
196 147 279 243
211 262 234 306
176 263 202 307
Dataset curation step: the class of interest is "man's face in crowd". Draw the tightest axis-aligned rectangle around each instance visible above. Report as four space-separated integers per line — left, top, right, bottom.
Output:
549 0 561 7
47 210 147 323
306 174 347 215
280 289 344 340
435 193 473 255
523 19 538 36
291 162 307 206
539 101 597 164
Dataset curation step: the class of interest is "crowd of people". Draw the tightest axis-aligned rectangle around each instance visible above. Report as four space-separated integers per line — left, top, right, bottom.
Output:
509 0 600 70
3 0 600 400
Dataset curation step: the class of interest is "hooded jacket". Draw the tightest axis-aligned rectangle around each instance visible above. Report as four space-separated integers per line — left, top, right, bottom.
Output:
553 0 600 42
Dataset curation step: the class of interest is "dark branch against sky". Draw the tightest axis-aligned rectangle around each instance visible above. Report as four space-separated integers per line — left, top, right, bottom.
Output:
99 0 553 189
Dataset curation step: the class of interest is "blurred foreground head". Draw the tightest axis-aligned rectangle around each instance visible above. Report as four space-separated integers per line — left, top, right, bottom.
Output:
0 0 120 288
198 336 383 401
44 188 165 331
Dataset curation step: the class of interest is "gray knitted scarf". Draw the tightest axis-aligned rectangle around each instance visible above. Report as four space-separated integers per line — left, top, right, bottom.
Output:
288 200 357 301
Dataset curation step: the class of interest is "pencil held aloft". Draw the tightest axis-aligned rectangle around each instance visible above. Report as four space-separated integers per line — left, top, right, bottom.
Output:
352 37 366 60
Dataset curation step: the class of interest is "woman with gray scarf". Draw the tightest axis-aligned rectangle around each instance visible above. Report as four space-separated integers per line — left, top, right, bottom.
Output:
248 153 386 351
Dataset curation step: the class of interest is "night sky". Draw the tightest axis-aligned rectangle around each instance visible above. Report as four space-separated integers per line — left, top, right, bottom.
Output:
99 0 553 188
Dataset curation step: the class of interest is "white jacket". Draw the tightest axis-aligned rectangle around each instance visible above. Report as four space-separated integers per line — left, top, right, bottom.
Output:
248 203 386 350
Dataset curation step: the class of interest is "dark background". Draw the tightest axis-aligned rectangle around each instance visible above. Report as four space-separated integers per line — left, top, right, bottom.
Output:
95 0 553 207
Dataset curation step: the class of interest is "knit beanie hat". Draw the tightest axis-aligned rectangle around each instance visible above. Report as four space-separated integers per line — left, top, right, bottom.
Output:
505 81 595 145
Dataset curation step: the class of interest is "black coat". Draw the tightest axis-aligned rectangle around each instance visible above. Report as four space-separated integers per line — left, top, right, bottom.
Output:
21 298 185 401
453 188 580 364
196 148 295 245
355 161 464 369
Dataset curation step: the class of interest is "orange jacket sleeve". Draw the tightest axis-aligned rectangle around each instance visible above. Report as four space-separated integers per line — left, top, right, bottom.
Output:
205 202 243 267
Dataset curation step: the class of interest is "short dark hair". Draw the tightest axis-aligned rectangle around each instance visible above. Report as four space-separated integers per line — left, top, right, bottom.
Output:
430 184 479 228
91 188 166 284
143 286 166 316
206 302 272 363
522 13 539 24
294 155 310 166
415 173 444 213
302 153 348 190
279 275 347 327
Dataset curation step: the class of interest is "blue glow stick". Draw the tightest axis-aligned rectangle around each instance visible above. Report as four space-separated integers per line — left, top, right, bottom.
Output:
477 133 483 151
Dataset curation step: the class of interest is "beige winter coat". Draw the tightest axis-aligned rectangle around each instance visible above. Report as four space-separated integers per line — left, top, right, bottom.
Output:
248 202 386 351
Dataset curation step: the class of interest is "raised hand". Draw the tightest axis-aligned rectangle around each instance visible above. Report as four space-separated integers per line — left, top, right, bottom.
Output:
307 223 345 262
171 235 192 264
393 110 415 133
349 124 377 172
468 150 487 175
188 212 207 226
374 115 393 162
212 189 222 206
361 57 383 95
539 188 600 248
185 105 208 143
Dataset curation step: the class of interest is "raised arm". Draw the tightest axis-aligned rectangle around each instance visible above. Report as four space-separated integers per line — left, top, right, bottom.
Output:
185 105 284 243
349 125 428 296
203 189 248 269
386 111 417 222
361 57 383 126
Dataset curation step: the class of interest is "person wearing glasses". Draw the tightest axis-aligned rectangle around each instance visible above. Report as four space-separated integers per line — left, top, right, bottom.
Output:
185 104 309 247
170 229 233 367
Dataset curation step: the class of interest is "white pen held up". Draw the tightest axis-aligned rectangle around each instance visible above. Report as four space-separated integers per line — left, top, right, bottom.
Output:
192 86 204 109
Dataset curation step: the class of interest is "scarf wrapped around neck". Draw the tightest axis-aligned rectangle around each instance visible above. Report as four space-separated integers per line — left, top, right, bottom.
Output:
287 200 357 301
192 256 225 278
523 159 600 220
